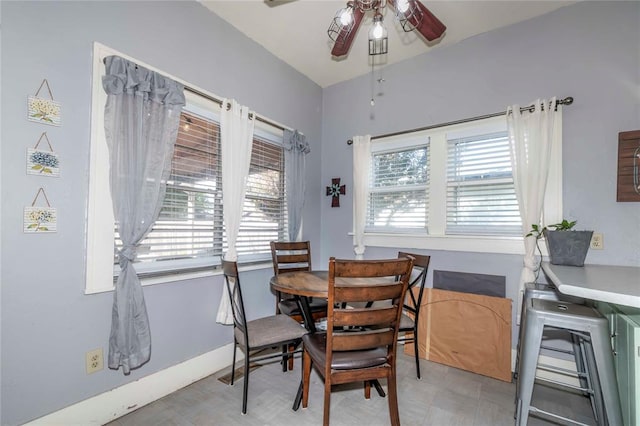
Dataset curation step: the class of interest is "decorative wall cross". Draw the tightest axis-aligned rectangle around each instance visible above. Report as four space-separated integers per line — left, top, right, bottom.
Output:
326 178 346 208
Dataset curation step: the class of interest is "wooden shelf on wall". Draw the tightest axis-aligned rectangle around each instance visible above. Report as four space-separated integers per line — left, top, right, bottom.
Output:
617 130 640 202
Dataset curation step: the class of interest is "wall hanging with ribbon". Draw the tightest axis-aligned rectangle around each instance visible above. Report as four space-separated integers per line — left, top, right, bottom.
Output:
27 79 62 126
24 187 57 233
27 132 60 177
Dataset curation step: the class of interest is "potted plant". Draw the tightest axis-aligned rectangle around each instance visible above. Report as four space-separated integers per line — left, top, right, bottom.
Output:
527 219 593 267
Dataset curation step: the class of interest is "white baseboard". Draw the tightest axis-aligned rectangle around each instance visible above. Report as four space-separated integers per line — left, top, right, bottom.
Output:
26 344 239 426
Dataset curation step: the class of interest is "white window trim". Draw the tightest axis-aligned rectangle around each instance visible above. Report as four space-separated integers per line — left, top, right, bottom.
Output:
353 114 562 255
86 43 285 294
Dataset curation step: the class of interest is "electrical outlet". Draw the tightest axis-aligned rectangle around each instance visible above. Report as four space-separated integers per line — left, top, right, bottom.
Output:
86 348 104 374
590 233 604 250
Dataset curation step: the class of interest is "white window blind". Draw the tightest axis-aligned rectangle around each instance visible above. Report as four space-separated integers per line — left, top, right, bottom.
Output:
236 136 287 260
115 109 286 273
115 110 223 273
446 131 521 236
367 144 429 232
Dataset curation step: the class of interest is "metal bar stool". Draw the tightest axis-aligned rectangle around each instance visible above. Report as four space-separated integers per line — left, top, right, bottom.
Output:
515 283 589 391
516 298 623 426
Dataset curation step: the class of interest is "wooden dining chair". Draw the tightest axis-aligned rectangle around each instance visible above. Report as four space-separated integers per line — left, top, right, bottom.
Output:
301 256 414 426
397 251 430 379
221 259 307 414
270 241 328 324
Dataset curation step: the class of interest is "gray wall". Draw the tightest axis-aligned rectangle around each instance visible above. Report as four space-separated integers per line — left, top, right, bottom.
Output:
320 1 639 351
0 2 322 425
1 1 639 425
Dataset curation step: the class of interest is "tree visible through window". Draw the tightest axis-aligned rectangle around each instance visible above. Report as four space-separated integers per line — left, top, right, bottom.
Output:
367 145 429 232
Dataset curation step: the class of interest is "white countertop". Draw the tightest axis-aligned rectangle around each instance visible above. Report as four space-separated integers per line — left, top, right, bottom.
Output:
541 262 640 308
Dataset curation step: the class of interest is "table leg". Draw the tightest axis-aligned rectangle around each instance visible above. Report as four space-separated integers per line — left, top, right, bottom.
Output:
296 295 317 333
292 295 313 411
293 381 303 411
372 379 386 397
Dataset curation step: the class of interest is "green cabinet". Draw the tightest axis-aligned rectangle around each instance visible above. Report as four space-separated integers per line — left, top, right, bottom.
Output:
597 302 640 426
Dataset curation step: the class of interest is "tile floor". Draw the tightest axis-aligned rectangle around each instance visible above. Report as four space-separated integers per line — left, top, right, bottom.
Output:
107 351 596 426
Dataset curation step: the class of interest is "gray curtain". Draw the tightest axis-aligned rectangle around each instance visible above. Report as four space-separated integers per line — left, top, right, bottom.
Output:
283 129 310 241
103 56 185 374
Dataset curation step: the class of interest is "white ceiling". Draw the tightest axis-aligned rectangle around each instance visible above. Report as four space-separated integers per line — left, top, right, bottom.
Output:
202 0 575 88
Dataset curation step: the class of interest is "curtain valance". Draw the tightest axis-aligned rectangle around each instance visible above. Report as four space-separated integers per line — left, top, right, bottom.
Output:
103 56 185 106
284 130 310 154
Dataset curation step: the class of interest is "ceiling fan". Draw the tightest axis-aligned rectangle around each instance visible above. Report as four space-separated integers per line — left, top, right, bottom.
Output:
327 0 446 57
266 0 446 58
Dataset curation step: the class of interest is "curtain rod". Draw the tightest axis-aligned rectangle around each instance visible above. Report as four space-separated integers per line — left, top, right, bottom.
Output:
184 86 289 132
346 96 573 145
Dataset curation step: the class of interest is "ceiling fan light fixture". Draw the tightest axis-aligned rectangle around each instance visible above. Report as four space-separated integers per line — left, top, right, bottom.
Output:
339 6 354 26
368 12 388 55
328 2 356 42
396 0 410 13
393 0 423 32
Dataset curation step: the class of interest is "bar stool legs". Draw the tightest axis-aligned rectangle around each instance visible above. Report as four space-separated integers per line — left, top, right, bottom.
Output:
515 298 623 426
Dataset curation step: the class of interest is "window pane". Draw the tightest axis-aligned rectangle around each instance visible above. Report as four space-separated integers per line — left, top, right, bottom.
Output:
235 137 286 259
367 145 429 232
368 189 428 231
446 132 521 236
116 110 223 268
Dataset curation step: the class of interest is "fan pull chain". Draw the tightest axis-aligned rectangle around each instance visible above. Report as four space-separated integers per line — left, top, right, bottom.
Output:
370 60 375 106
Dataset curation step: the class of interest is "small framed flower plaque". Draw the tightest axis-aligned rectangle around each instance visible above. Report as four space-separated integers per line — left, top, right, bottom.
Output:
27 79 61 126
27 132 60 177
24 188 57 233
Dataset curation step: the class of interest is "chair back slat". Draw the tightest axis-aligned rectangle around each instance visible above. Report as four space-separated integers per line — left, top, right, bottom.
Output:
333 329 395 351
333 306 399 328
276 254 310 264
335 283 404 303
333 259 411 277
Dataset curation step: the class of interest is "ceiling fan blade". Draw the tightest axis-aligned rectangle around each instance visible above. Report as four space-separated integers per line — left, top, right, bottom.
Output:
264 0 297 7
331 7 365 57
414 1 446 41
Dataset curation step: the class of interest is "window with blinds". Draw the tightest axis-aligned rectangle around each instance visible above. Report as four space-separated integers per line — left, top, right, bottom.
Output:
446 131 521 236
353 113 562 254
115 107 286 273
367 144 429 232
236 137 286 259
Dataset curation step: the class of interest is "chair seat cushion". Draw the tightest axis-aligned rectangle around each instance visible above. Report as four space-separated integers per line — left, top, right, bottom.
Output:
302 333 388 370
399 312 415 331
279 298 328 316
238 314 307 349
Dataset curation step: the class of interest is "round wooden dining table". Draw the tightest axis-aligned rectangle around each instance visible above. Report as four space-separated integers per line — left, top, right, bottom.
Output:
270 270 329 298
270 271 329 334
270 270 390 332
